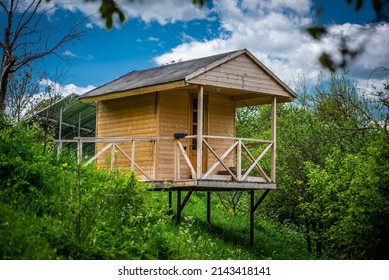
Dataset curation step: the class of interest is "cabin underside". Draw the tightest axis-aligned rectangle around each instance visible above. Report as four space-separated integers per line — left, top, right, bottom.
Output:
151 179 276 191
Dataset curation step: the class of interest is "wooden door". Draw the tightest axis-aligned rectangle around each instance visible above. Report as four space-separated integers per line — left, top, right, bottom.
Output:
189 92 208 176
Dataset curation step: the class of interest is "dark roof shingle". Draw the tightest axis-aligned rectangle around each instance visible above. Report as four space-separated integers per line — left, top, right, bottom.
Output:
80 50 237 99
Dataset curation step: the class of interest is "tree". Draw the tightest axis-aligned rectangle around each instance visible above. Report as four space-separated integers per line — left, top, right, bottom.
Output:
0 0 86 114
5 65 41 123
302 134 389 259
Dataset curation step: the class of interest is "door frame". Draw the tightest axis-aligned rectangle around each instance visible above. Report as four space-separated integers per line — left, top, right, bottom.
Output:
189 90 208 176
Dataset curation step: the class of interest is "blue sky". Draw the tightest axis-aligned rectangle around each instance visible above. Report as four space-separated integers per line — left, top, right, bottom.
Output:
2 0 388 95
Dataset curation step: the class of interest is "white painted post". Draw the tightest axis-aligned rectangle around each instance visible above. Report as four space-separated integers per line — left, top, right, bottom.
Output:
111 143 116 170
174 140 178 181
237 139 242 181
77 139 83 166
197 85 204 179
131 140 135 172
271 96 277 182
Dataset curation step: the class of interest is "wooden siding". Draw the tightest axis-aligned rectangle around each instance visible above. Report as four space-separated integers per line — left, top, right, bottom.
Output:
188 53 290 98
157 90 189 180
96 93 157 180
207 93 235 171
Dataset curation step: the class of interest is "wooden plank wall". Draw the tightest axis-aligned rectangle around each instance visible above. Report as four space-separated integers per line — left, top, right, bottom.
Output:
157 90 189 180
207 93 235 172
96 93 157 180
189 53 290 98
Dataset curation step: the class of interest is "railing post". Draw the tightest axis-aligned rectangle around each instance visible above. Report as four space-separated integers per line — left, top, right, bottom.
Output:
271 96 277 182
174 140 177 181
77 138 83 166
237 139 242 181
153 140 157 180
131 140 135 172
197 85 204 179
110 143 116 170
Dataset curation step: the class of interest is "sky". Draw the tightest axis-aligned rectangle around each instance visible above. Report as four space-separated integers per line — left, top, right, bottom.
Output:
3 0 389 96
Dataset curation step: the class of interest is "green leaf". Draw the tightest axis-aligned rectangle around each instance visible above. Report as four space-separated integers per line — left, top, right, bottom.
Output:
305 26 327 40
373 0 383 13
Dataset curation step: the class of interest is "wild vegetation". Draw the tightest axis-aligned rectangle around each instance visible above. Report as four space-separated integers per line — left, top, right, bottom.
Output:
1 72 388 260
0 120 311 260
237 72 389 259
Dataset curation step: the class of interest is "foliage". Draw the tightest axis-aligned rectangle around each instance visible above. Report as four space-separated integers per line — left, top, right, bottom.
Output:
236 72 389 259
0 0 86 113
301 134 389 259
0 121 310 260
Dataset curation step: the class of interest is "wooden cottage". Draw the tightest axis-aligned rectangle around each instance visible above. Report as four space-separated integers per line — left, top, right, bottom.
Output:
77 49 296 244
79 49 295 188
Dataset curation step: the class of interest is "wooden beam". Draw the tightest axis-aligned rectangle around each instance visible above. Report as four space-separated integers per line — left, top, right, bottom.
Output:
177 140 196 179
197 85 204 179
80 81 187 103
271 96 277 182
202 139 238 180
253 189 271 212
176 189 194 224
237 139 242 181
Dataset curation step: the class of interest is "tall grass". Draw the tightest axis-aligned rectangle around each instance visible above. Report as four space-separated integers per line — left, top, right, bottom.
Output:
0 122 313 260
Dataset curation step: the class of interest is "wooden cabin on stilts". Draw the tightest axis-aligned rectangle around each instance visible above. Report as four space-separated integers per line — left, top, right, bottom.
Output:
65 49 296 247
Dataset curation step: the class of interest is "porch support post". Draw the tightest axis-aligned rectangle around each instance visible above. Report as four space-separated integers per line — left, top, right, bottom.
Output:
176 189 194 225
250 189 271 248
250 190 255 248
176 190 182 224
271 96 277 182
197 85 204 179
131 140 135 172
207 192 211 225
168 191 172 212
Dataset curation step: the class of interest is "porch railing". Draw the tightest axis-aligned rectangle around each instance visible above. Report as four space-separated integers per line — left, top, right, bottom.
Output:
174 135 274 183
55 135 274 183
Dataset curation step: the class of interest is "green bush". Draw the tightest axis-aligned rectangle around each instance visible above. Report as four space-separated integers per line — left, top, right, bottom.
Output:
0 121 312 260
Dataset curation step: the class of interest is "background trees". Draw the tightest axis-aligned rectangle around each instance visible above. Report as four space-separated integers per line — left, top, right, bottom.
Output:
0 0 85 115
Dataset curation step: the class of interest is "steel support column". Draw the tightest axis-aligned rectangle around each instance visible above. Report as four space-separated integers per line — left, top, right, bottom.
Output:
250 189 271 247
207 192 211 225
176 189 194 225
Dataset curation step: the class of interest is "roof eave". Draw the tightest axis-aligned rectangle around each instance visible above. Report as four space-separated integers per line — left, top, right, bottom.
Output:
80 80 188 103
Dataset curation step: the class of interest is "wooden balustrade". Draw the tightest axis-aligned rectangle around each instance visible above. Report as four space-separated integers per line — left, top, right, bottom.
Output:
55 134 275 184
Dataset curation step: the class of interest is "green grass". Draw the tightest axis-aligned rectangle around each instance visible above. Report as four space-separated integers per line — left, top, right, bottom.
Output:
157 191 314 260
0 122 315 260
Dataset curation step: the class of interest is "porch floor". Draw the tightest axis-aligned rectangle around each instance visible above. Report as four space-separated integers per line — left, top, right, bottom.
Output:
149 179 276 191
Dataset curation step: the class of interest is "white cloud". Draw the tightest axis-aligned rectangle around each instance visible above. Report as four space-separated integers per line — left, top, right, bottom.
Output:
40 79 95 96
62 50 78 58
148 36 159 42
153 0 389 90
53 0 209 26
85 22 94 29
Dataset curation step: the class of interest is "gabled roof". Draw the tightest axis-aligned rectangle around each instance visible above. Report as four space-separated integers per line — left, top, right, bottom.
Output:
79 49 296 103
